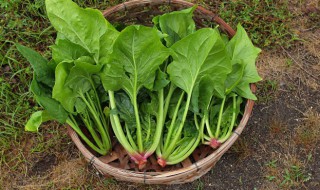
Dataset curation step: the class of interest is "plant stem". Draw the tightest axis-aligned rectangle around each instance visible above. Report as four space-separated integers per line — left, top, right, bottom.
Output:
145 89 164 155
205 115 214 138
66 116 106 155
125 124 138 151
80 111 104 149
163 84 176 122
167 132 201 165
132 93 143 153
81 92 110 150
163 93 191 158
108 90 136 154
215 96 226 138
219 95 237 143
163 91 184 150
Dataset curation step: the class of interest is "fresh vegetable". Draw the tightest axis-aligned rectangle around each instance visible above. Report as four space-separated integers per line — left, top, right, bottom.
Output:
200 24 261 149
17 0 119 155
100 25 170 168
19 0 261 169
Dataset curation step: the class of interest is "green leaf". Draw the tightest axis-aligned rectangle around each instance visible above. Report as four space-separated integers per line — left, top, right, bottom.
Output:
234 82 257 100
45 0 116 62
225 63 245 94
65 61 102 93
16 43 55 88
153 70 170 91
101 25 170 99
153 6 196 47
226 24 262 100
168 28 232 112
99 29 120 61
51 38 91 63
114 92 136 128
30 78 68 123
52 61 78 113
25 111 53 132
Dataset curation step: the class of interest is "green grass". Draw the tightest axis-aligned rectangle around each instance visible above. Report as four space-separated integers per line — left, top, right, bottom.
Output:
217 0 298 48
0 0 117 173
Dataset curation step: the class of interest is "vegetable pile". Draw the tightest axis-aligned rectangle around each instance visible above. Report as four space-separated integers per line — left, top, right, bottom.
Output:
18 0 261 169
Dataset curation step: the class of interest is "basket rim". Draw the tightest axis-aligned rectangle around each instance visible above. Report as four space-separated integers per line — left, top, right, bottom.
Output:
67 0 257 184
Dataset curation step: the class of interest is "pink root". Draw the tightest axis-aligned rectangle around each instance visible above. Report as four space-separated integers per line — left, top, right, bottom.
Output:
130 153 147 170
157 157 166 167
209 138 221 149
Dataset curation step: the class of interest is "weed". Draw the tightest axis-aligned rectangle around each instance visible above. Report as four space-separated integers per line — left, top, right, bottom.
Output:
230 138 252 160
269 120 288 136
294 109 320 150
256 79 279 103
265 160 278 168
280 165 311 187
196 179 204 190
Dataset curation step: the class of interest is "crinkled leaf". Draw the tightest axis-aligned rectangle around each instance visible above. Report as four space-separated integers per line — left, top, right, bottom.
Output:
45 0 116 62
140 91 158 117
100 25 170 100
114 92 136 128
153 6 196 47
140 115 156 149
75 98 86 113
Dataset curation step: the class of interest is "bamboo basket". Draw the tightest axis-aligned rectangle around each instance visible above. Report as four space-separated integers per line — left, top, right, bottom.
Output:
67 0 257 184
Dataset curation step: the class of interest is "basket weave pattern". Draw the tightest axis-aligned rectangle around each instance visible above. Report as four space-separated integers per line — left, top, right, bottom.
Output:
67 0 256 184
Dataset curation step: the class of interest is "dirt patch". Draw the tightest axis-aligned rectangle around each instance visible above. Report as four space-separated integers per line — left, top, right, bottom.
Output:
29 154 57 176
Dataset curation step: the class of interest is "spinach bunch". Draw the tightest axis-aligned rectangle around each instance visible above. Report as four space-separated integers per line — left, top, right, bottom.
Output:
152 8 261 167
18 0 261 168
17 0 120 155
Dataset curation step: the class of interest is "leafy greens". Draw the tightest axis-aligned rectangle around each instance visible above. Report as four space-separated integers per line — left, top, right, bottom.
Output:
19 0 261 169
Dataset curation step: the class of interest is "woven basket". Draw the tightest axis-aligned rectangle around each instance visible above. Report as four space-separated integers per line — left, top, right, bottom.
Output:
67 0 256 184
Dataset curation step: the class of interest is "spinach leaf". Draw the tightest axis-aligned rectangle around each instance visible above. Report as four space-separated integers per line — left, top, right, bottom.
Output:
168 28 231 109
16 43 55 88
45 0 117 62
51 38 91 64
103 25 170 168
25 111 53 132
153 6 196 47
226 24 262 100
101 25 170 95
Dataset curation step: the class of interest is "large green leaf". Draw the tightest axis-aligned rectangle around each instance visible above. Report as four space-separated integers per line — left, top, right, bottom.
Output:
45 0 116 62
152 6 196 47
101 25 170 100
16 43 55 88
168 28 232 111
226 24 262 100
